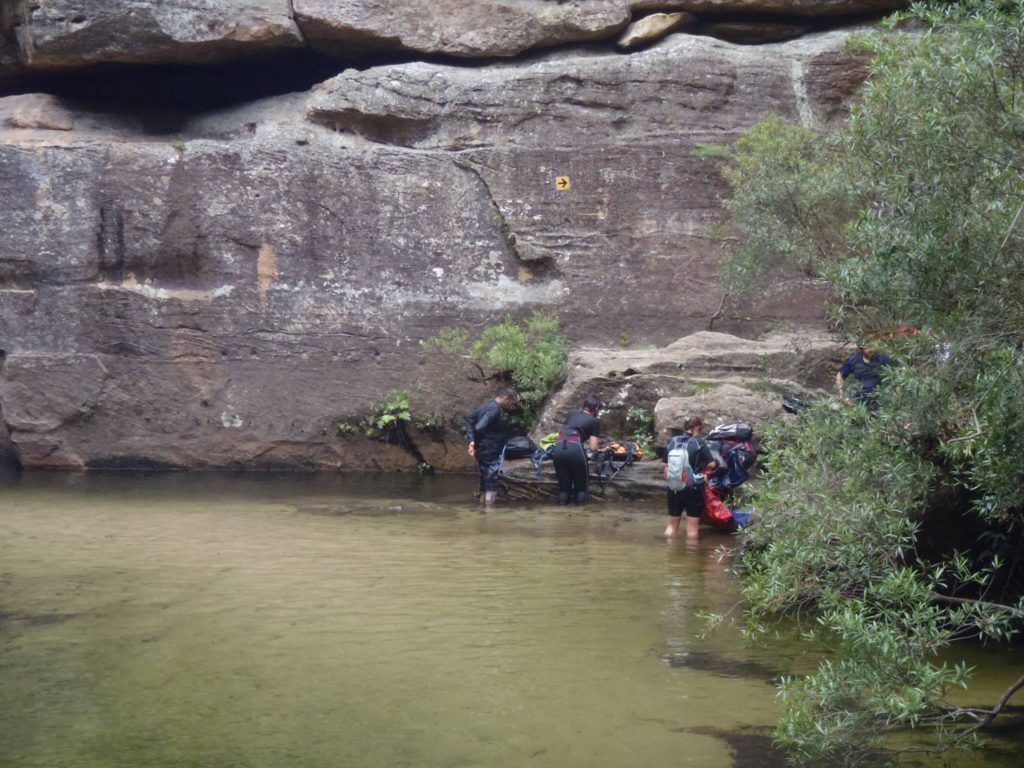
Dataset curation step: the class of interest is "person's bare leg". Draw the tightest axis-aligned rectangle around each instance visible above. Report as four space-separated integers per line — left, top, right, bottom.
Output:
685 515 700 540
664 516 681 538
483 490 497 506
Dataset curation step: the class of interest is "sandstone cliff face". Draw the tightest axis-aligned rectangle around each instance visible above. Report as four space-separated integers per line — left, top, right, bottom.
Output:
0 10 874 471
3 1 303 70
0 0 902 73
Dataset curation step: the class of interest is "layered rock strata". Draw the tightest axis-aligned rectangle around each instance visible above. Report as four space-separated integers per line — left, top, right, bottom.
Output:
4 0 304 70
0 0 904 75
0 29 868 470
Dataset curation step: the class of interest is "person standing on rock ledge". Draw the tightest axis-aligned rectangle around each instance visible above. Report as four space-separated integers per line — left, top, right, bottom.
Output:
663 416 717 540
466 388 520 506
550 395 602 506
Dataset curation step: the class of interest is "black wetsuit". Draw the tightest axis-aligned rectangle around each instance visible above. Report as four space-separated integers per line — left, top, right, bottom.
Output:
840 352 891 411
551 410 600 505
465 399 510 492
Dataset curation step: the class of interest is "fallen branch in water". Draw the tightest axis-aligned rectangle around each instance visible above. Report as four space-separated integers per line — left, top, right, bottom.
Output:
928 592 1024 620
960 671 1024 736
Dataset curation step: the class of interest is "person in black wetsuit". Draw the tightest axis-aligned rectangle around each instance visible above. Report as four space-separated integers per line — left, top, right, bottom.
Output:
836 344 892 412
551 395 602 506
465 388 519 505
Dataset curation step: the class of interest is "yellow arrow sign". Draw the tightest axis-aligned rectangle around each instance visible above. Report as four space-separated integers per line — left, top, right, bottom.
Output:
556 175 571 191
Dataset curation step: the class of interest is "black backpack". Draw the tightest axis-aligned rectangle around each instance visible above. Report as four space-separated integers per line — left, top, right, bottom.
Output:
707 421 753 442
502 436 539 460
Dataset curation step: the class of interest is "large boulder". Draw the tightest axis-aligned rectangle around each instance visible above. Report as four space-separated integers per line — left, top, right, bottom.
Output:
0 93 74 130
617 11 697 50
653 383 781 446
293 0 631 58
307 31 869 344
534 330 842 443
6 0 303 69
294 1 905 59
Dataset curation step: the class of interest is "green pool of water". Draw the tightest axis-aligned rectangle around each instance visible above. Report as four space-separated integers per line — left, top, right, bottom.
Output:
1 473 1020 768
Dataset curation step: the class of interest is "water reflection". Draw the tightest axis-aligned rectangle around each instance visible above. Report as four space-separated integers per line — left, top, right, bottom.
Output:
0 472 1019 768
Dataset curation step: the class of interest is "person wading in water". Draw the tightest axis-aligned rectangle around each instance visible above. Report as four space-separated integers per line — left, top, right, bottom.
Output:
550 395 601 505
663 415 717 540
465 388 519 506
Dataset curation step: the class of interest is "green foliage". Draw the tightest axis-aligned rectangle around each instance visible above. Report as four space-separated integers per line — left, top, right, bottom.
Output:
422 312 568 431
741 407 1021 765
335 390 413 439
427 311 568 425
421 327 469 355
625 405 655 456
412 413 446 436
691 141 732 158
722 116 855 292
724 0 1024 525
335 421 359 438
363 390 412 436
469 312 567 417
721 1 1024 763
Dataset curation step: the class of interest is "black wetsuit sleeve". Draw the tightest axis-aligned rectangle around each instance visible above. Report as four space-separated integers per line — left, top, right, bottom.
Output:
468 401 501 443
465 407 479 444
475 403 499 435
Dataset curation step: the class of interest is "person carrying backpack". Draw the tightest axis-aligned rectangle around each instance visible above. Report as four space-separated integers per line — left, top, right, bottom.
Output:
550 395 601 506
663 415 717 540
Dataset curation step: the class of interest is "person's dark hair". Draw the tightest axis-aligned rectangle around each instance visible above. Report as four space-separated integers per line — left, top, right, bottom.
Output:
496 387 518 402
683 415 703 432
582 395 602 415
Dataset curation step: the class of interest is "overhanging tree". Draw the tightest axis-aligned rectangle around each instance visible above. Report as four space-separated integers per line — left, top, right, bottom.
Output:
720 1 1024 764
